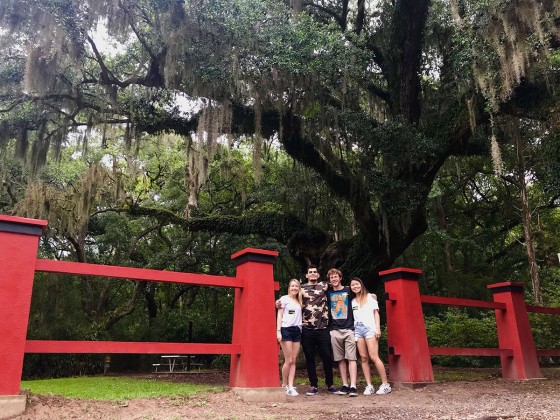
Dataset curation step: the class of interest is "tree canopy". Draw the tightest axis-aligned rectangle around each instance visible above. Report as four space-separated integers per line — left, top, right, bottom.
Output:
1 0 559 290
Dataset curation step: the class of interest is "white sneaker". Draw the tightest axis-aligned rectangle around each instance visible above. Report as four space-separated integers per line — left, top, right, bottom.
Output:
286 387 299 396
363 385 375 395
376 383 392 395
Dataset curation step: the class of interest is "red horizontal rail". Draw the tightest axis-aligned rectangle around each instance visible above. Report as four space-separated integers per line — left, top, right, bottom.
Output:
536 349 560 356
420 295 506 310
526 305 560 315
429 347 512 357
35 259 243 288
25 340 241 355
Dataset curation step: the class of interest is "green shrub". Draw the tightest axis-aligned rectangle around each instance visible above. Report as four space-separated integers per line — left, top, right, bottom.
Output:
210 354 230 369
22 354 104 379
425 309 499 367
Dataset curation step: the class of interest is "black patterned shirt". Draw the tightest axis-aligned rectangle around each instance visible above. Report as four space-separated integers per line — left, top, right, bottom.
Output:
301 282 329 329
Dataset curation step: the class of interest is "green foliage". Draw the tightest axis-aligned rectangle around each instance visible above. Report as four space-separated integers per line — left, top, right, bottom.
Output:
425 310 499 367
22 355 104 379
529 268 560 353
539 130 560 196
210 354 230 369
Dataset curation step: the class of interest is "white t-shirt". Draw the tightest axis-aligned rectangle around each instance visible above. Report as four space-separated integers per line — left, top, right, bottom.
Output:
351 294 379 332
280 295 302 328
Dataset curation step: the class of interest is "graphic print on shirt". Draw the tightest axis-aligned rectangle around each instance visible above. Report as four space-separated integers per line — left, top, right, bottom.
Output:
329 290 349 320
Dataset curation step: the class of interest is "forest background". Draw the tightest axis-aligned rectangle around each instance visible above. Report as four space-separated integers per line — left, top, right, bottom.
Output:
0 0 559 378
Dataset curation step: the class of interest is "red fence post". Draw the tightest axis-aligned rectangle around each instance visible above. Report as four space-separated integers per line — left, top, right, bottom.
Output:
0 215 47 417
380 267 434 385
229 248 281 400
488 282 543 379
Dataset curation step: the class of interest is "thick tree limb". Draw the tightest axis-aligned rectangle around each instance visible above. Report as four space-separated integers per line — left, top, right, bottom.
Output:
280 111 380 237
128 203 332 263
386 0 430 123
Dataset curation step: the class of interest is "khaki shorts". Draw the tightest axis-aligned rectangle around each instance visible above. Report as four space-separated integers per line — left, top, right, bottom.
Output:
330 329 357 361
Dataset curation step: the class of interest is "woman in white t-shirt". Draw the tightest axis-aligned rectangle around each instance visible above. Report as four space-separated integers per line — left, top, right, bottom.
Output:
277 278 303 396
350 277 391 395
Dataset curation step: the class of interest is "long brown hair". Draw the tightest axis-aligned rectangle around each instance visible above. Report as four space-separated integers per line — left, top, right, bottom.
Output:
350 277 368 307
287 278 303 306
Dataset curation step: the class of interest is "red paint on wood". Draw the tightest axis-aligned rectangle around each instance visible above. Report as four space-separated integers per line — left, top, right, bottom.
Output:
25 341 240 354
35 259 242 288
0 215 48 230
429 347 512 357
0 217 45 395
230 248 278 260
536 349 560 356
489 282 524 289
229 249 279 388
488 282 543 379
526 305 560 315
381 268 434 384
379 267 422 276
420 295 506 310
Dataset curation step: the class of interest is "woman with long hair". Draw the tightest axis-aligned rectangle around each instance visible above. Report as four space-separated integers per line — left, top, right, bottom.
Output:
350 277 392 395
277 278 303 396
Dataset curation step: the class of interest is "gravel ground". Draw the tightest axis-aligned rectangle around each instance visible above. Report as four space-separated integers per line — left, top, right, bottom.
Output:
15 368 560 419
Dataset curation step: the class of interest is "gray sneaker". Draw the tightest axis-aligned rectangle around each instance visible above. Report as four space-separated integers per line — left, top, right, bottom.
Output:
376 383 392 395
286 387 299 396
363 384 375 395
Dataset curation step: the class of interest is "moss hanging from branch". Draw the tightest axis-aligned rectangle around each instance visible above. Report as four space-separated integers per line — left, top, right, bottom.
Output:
14 163 117 237
468 0 559 107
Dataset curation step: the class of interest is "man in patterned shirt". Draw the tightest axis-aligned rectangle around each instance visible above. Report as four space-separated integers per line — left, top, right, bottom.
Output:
298 265 339 395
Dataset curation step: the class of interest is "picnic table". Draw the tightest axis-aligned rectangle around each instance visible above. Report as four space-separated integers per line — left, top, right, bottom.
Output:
153 355 202 373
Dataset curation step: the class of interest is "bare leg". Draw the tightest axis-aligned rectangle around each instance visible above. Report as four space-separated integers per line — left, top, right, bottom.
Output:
338 359 349 386
280 340 293 387
365 337 388 384
357 338 372 386
288 342 301 388
348 359 358 388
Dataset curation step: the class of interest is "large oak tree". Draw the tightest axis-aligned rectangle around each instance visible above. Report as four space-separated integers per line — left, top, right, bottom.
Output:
1 0 558 285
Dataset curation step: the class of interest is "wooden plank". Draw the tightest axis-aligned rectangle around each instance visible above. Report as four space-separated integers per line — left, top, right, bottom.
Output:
421 295 506 310
35 259 242 288
536 349 560 356
429 347 512 356
526 305 560 315
25 340 241 354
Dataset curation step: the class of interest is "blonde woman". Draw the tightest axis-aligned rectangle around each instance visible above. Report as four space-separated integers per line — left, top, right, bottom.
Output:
277 278 303 396
350 277 391 395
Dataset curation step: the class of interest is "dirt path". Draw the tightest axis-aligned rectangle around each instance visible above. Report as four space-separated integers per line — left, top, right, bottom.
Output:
15 369 560 419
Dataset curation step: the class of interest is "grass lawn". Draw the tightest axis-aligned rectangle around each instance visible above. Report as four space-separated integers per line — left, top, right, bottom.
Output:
21 376 224 400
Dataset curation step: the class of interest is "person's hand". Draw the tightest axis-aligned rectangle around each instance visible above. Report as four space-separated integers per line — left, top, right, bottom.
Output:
277 331 282 343
275 299 282 309
375 331 381 340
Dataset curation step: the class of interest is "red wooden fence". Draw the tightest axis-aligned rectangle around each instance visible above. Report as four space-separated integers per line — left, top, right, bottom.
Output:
3 214 559 414
381 268 560 385
0 215 280 411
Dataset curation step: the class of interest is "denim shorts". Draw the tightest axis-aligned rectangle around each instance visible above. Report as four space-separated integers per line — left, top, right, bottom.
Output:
354 322 376 340
281 326 302 342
